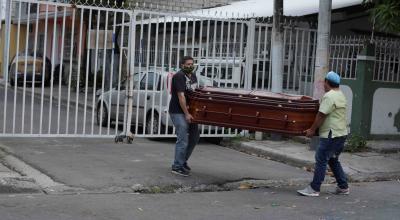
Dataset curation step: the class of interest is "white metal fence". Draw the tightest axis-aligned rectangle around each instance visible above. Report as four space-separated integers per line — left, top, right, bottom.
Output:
329 35 400 83
1 0 318 138
374 38 400 83
329 36 366 80
282 26 317 95
1 0 133 137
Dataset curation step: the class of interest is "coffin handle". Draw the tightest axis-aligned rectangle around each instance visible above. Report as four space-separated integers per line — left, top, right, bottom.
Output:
202 106 207 116
228 108 232 120
284 114 289 128
256 112 260 124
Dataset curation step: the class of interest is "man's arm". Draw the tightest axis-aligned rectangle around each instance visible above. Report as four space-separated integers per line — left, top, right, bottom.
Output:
304 112 327 137
177 92 193 122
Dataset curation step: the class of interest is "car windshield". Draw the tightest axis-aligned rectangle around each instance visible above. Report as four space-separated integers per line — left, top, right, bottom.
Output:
140 72 158 90
119 73 140 88
117 72 160 90
200 66 218 78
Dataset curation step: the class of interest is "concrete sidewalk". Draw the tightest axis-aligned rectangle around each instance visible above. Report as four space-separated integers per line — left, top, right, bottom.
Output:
0 137 313 194
1 135 398 195
225 139 400 182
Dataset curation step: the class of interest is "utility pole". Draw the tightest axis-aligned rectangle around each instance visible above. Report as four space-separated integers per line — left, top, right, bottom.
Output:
310 0 332 150
261 0 283 141
313 0 332 100
271 0 283 93
2 0 12 78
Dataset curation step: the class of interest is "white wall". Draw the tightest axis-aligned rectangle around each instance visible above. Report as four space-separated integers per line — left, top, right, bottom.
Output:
371 88 400 135
340 85 353 131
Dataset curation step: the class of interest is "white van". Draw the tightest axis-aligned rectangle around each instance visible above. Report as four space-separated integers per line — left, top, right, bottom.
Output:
195 58 244 88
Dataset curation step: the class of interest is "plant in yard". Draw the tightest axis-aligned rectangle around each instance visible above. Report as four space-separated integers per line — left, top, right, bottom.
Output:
345 134 368 153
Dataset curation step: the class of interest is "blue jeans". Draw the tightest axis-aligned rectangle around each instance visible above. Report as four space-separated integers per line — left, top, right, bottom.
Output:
310 133 348 192
170 113 200 170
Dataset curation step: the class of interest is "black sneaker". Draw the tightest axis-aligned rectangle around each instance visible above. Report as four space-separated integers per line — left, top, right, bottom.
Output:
171 168 190 177
183 164 191 171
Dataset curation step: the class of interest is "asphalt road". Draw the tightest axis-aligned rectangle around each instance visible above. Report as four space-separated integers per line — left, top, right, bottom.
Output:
0 181 399 220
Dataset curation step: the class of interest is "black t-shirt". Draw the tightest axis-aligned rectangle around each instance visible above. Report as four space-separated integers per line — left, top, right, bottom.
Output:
169 71 198 114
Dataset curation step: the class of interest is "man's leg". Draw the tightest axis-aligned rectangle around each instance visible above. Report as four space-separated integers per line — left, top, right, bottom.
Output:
170 114 189 170
328 137 348 190
310 138 333 192
185 123 199 162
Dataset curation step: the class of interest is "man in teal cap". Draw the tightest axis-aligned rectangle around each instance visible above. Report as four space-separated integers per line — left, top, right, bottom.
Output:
297 71 349 197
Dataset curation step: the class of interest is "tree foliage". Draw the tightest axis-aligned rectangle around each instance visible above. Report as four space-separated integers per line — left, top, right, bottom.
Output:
363 0 400 33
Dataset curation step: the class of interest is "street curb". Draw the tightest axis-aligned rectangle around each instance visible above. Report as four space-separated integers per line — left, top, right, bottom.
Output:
349 172 400 182
0 149 42 194
221 140 314 169
0 177 42 194
221 140 400 183
0 83 94 111
58 178 314 195
291 136 400 154
0 144 80 194
365 146 400 154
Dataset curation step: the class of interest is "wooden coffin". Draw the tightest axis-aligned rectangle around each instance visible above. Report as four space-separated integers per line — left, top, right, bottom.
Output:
188 87 319 136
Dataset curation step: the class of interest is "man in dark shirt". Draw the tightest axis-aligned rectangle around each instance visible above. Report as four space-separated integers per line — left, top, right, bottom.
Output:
169 56 200 177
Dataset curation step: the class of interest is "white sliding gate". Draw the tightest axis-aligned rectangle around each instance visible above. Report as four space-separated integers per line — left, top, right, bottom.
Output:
0 0 317 139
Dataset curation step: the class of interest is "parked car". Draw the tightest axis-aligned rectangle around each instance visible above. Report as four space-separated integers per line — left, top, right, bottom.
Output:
8 52 52 86
96 67 218 134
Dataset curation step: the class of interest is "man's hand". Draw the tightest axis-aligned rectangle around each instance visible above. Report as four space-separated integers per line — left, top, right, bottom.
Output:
304 112 326 138
185 113 194 123
304 128 316 138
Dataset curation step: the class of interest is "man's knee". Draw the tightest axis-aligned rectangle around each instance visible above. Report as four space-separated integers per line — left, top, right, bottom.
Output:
328 156 339 165
315 150 329 164
178 133 188 141
176 122 189 135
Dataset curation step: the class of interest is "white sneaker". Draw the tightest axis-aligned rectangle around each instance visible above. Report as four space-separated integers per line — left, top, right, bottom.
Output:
297 186 320 197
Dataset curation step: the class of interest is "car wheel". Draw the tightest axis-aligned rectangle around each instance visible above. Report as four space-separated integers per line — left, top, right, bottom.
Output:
44 60 52 86
145 111 164 135
9 77 15 87
96 102 108 127
54 65 61 84
62 67 69 86
8 68 16 86
44 71 51 86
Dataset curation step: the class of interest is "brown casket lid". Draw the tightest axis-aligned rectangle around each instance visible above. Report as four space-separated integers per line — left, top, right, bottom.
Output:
197 87 251 96
196 87 317 103
250 90 314 101
189 87 319 135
